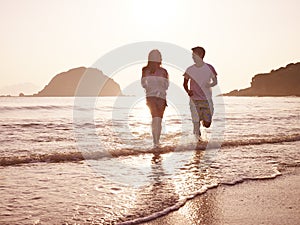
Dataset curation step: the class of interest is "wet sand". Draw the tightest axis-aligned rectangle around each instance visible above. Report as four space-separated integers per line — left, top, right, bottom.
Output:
142 167 300 225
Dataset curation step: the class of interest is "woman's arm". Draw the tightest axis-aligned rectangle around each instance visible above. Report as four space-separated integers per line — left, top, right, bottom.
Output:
141 69 148 89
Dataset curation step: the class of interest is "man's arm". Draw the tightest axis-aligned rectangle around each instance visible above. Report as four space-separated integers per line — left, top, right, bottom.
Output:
183 73 193 96
208 75 218 87
207 64 218 87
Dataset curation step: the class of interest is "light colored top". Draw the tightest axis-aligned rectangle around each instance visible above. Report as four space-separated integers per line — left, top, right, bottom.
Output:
141 67 169 99
184 63 217 100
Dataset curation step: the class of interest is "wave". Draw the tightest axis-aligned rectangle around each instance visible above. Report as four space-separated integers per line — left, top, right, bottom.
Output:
117 172 283 225
0 105 114 111
0 105 73 111
1 134 299 167
0 152 84 167
0 122 74 130
117 184 216 225
221 134 300 147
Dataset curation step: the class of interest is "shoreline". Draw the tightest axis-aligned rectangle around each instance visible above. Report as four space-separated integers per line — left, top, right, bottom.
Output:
141 167 300 225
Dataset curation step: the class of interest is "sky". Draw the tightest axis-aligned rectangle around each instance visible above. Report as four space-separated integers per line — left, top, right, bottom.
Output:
0 0 300 95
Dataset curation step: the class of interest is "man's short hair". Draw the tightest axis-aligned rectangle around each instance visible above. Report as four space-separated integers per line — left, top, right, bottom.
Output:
192 46 205 58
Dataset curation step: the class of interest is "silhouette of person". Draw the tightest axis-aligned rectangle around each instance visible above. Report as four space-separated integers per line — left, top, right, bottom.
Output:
183 46 218 142
141 49 169 148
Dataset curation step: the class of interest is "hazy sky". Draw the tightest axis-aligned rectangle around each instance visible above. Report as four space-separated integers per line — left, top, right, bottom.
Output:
0 0 299 94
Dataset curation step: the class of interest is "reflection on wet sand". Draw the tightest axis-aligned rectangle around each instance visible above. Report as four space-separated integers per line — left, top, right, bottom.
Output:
142 150 221 225
119 152 179 223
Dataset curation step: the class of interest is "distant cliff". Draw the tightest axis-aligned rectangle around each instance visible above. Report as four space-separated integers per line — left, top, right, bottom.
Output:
223 62 300 97
33 67 122 96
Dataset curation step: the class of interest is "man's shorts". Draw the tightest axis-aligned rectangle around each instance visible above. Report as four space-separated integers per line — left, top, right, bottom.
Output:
189 99 214 123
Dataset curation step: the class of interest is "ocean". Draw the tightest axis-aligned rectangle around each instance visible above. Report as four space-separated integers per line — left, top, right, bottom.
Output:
0 96 299 224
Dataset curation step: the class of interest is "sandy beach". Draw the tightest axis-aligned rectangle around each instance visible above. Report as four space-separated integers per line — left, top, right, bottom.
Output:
142 167 300 225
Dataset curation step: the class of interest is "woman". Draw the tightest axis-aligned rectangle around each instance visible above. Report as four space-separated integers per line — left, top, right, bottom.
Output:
141 49 169 148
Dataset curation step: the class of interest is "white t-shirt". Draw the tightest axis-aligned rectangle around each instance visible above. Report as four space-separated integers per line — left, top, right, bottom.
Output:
184 63 217 100
141 67 169 99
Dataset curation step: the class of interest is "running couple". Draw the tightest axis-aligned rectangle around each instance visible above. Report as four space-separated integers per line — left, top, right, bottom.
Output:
141 46 218 148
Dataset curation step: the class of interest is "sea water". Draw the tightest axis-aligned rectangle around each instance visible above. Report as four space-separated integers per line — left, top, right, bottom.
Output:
0 96 299 224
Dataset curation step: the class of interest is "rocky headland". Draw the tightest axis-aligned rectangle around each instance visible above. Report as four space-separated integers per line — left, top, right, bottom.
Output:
33 67 122 96
222 62 300 96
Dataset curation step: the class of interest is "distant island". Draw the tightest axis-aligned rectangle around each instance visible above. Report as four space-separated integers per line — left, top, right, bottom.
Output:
33 67 122 97
222 62 300 97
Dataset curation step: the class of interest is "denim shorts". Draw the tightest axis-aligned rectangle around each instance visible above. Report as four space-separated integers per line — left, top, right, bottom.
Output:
146 97 167 118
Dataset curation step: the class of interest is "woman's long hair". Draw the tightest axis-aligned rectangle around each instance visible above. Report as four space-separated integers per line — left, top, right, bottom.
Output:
143 49 162 74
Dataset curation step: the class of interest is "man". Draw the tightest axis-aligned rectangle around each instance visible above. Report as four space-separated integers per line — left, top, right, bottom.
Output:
183 46 218 141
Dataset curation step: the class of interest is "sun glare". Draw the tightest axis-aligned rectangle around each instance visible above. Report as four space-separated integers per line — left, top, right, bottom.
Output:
127 97 183 143
131 0 178 26
128 99 151 137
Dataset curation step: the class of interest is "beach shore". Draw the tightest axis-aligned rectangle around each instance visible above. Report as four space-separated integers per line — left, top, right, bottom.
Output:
142 167 300 225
